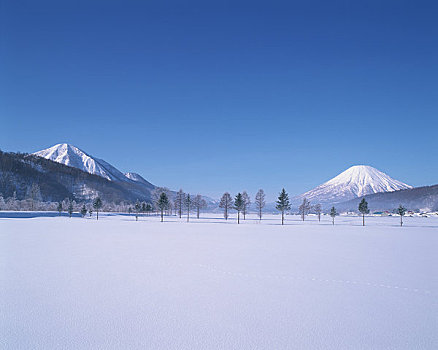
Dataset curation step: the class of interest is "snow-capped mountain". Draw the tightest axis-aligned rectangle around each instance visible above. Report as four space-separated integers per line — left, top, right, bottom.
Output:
295 165 412 205
33 143 131 182
31 143 158 201
31 144 217 206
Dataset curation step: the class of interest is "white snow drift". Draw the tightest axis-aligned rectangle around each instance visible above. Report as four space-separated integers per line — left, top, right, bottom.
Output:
1 214 436 349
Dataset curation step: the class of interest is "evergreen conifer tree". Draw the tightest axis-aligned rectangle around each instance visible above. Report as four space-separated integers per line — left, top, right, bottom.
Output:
397 204 407 226
358 198 370 226
145 203 152 215
330 206 337 225
93 197 102 220
152 187 171 214
234 193 245 224
185 194 192 222
276 188 291 225
158 192 169 222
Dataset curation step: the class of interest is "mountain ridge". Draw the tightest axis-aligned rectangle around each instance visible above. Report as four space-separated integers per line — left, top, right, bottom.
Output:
336 184 438 212
30 144 216 207
33 143 155 186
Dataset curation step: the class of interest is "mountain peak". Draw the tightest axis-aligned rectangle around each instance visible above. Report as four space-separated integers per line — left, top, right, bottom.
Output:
33 143 127 182
341 165 380 173
296 165 412 204
40 143 83 154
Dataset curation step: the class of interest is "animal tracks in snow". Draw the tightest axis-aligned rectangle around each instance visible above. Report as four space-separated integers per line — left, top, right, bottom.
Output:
194 263 433 296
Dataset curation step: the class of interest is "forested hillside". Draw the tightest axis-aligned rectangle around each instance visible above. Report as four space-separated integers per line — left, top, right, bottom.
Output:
0 151 153 203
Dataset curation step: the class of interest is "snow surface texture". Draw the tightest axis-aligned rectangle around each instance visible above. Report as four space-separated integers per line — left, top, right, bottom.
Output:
1 214 437 349
297 165 412 204
33 143 132 183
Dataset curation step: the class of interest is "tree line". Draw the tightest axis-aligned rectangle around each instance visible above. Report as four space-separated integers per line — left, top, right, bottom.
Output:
0 184 411 226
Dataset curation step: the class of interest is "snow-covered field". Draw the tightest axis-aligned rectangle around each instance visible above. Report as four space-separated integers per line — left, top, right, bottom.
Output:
1 213 437 349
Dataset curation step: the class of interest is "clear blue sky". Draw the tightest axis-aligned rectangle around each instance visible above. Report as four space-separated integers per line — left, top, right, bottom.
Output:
1 0 437 200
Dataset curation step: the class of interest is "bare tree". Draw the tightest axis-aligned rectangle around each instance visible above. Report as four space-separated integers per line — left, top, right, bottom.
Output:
254 189 265 221
241 191 251 220
313 203 322 222
175 189 185 218
299 198 311 221
62 198 70 212
167 200 173 216
219 192 233 220
193 194 207 219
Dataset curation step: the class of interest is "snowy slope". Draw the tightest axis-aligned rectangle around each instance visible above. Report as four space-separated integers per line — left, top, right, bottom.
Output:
296 165 412 204
125 172 151 185
33 144 131 182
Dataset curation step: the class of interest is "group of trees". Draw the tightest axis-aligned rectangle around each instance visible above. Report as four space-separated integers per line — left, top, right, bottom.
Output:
56 197 103 219
131 200 154 221
0 183 411 227
233 192 252 224
0 184 45 211
151 188 207 222
0 186 207 223
133 191 407 227
273 190 407 227
275 190 323 225
170 189 207 222
0 189 143 213
333 198 406 227
219 190 264 224
0 183 209 223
